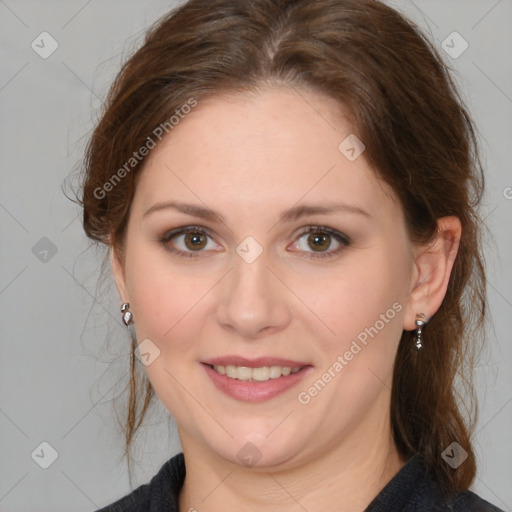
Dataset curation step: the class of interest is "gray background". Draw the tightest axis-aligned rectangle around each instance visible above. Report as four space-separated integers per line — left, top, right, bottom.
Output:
0 0 511 510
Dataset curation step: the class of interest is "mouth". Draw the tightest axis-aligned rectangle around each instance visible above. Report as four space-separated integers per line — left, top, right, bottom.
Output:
205 363 304 382
201 357 313 402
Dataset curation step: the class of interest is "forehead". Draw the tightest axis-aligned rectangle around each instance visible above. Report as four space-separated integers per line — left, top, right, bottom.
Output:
132 86 398 222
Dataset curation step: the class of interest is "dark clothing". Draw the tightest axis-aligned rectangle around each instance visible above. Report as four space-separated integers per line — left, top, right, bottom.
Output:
95 452 504 511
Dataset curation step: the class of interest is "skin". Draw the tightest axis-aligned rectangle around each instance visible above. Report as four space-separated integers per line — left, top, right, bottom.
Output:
111 86 461 511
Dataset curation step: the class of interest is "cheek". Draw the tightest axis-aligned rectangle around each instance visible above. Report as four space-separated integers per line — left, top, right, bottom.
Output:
123 243 205 345
130 278 206 347
293 251 408 357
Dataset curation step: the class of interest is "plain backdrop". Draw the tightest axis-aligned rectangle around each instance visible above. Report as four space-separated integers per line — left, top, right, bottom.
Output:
0 1 511 510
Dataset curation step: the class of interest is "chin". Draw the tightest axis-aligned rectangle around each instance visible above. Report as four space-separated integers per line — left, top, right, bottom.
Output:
202 428 307 470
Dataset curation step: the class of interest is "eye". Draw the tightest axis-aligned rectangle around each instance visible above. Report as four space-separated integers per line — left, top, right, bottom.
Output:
159 225 350 260
159 226 220 258
289 226 350 259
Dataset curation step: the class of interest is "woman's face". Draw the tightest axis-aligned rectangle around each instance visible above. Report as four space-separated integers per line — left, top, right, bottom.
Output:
113 86 417 468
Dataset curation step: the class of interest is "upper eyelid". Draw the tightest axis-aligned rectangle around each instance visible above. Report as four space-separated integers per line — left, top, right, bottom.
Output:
161 225 213 238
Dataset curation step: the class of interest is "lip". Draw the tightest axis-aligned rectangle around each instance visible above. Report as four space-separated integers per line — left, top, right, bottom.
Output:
202 360 314 403
202 356 311 368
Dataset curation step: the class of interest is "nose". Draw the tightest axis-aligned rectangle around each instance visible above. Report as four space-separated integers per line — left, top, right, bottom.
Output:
216 249 292 339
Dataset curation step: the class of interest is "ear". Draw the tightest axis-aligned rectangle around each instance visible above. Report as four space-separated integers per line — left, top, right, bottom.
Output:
110 245 129 304
403 216 461 331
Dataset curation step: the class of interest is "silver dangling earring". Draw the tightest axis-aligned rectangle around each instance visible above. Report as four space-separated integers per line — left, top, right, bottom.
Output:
121 302 133 326
413 313 427 350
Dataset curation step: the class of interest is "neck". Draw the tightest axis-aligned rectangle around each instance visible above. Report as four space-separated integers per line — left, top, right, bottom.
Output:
178 422 406 512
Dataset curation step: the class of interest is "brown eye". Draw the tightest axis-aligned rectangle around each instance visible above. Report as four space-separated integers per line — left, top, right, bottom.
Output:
160 226 219 258
184 232 207 251
307 232 331 252
289 226 350 259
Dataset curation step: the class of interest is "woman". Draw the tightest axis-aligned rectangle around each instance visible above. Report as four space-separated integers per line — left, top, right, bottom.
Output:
78 0 504 510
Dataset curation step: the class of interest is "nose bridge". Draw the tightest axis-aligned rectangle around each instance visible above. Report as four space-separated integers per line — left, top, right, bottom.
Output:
216 245 291 338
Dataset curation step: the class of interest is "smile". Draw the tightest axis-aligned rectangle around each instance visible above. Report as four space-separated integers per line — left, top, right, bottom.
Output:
210 364 303 382
202 361 313 403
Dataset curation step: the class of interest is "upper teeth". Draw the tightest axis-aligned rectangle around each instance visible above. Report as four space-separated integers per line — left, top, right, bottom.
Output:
213 365 302 382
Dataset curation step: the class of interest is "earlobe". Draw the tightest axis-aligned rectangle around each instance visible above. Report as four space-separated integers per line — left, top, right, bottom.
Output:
403 216 462 331
110 246 129 303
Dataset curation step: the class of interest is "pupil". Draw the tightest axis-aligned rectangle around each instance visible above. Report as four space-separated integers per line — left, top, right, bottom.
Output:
186 233 205 250
309 233 330 251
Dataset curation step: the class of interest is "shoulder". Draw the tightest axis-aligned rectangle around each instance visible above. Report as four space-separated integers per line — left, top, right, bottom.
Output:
410 461 505 512
94 484 149 512
365 455 505 512
403 459 506 512
94 452 185 512
444 489 505 512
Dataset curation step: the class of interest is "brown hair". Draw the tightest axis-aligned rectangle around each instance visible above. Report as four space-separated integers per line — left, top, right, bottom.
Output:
76 0 486 495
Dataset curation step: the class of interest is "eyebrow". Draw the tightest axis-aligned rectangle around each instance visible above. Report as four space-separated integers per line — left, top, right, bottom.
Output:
142 200 371 223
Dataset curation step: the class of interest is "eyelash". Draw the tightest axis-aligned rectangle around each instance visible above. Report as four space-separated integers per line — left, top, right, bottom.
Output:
159 225 350 259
